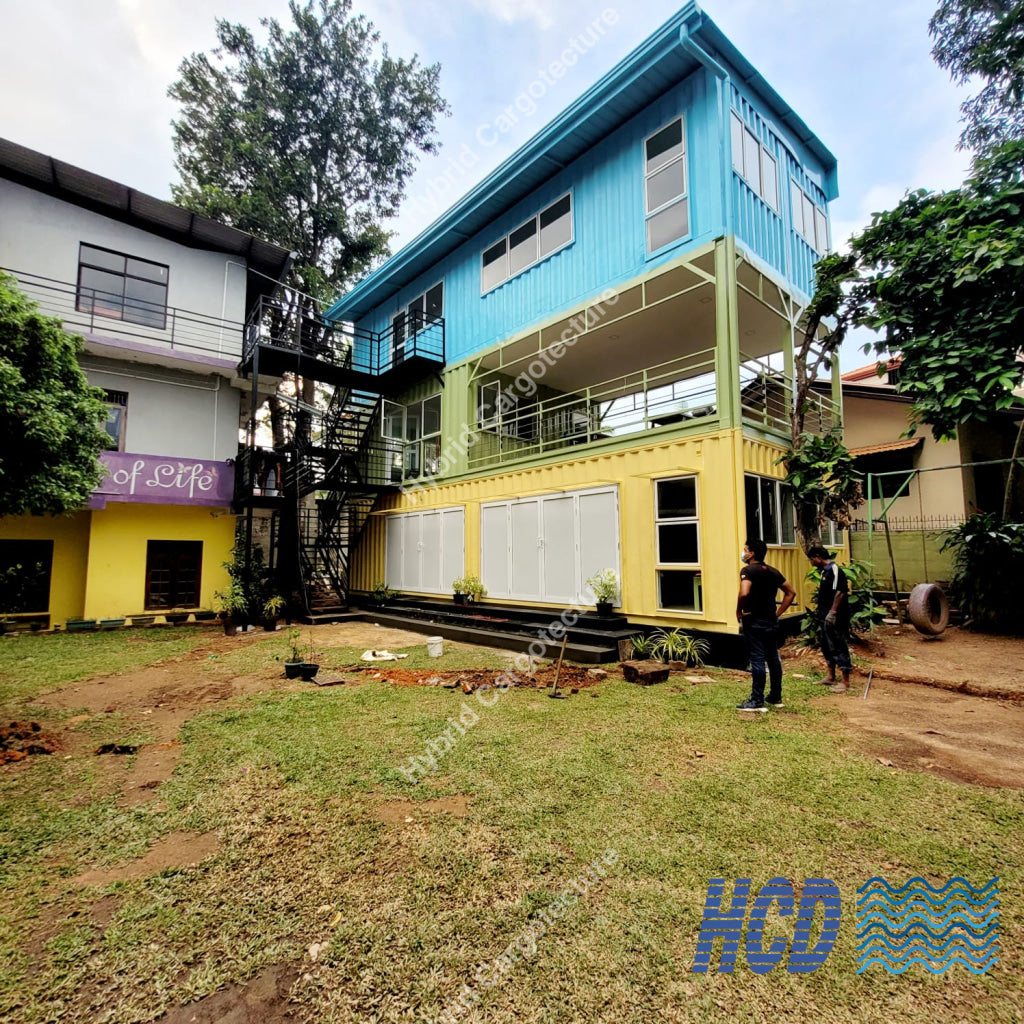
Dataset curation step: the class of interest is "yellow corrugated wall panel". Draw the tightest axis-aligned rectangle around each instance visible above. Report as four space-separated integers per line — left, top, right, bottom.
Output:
353 428 756 632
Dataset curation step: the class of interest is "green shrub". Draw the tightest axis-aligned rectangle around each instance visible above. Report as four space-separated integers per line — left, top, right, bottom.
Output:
941 514 1024 630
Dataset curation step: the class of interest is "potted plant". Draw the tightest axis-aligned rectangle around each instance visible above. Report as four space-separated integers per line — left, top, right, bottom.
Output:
586 569 619 615
630 633 657 658
261 594 286 631
452 576 468 605
282 628 320 680
650 627 709 667
371 581 396 607
216 581 248 635
461 574 487 603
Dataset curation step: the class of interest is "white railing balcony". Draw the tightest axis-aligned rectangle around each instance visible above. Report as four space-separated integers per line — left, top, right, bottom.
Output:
739 351 840 437
468 346 719 471
3 268 245 362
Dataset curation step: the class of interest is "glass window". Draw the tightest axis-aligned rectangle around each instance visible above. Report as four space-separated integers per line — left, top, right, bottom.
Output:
102 389 128 451
646 120 683 173
644 117 688 254
508 218 538 276
814 207 829 253
481 195 573 293
539 195 573 256
761 150 778 210
478 382 499 430
482 240 508 293
658 570 702 611
743 127 762 195
647 202 689 253
425 283 444 321
655 475 699 566
745 473 797 547
731 113 744 174
77 244 168 329
145 541 202 610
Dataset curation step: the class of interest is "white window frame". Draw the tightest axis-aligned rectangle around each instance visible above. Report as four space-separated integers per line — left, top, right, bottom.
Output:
644 116 689 255
745 473 797 547
480 192 574 294
654 474 703 613
790 179 829 253
731 112 779 211
389 280 442 360
381 393 443 482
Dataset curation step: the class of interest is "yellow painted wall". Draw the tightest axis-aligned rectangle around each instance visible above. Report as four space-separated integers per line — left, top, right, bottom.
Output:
353 428 758 632
742 436 848 615
83 504 236 620
0 512 91 626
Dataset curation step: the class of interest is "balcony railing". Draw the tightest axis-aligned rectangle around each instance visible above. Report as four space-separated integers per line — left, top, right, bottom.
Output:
739 352 840 436
467 347 719 470
3 268 245 360
243 298 445 379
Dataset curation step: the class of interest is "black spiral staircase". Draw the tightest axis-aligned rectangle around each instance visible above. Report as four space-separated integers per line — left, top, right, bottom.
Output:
235 299 444 621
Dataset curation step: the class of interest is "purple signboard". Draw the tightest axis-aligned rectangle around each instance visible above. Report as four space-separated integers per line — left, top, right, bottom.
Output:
89 451 235 509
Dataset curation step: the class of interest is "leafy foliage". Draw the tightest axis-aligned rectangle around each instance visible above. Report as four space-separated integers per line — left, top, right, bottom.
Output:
585 569 619 604
629 633 657 658
649 627 710 667
930 0 1024 152
216 537 274 622
0 272 108 517
798 559 885 648
168 0 449 302
853 141 1024 443
941 512 1024 630
782 432 864 552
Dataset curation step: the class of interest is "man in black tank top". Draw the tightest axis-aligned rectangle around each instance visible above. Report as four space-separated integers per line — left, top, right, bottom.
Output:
736 538 796 711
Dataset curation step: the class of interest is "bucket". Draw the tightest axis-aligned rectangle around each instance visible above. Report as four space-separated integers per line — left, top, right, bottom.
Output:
427 636 444 658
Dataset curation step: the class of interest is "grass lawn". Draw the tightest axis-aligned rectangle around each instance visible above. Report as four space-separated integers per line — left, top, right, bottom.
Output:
0 629 1020 1023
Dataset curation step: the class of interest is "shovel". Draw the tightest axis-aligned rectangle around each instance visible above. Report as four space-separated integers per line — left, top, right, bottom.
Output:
549 635 568 698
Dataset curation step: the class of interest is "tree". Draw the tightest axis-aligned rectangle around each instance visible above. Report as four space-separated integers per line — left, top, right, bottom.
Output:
854 140 1024 518
783 253 865 553
930 0 1024 152
0 272 109 517
169 0 449 304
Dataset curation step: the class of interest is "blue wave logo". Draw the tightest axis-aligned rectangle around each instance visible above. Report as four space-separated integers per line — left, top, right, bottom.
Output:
855 878 999 974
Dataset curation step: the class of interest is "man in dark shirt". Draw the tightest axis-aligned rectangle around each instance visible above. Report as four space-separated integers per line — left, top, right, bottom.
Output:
808 545 853 693
736 538 796 712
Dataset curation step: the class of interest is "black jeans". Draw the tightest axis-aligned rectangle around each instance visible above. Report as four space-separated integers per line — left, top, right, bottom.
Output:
818 615 853 672
742 618 782 704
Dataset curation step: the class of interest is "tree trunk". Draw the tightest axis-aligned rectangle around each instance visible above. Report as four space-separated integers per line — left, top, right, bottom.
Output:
1002 414 1024 523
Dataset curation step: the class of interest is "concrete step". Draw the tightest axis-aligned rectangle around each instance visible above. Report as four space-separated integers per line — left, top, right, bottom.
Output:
355 610 619 664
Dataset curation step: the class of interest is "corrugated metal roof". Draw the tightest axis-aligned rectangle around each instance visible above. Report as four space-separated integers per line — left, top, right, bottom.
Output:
849 438 922 457
0 137 292 283
328 1 838 322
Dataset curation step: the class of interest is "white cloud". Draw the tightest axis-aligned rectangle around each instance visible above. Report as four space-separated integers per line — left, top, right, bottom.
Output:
467 0 556 30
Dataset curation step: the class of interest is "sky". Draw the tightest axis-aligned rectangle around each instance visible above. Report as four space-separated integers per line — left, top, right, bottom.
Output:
0 0 973 372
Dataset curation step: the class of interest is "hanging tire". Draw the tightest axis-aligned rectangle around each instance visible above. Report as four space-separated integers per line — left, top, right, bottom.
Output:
908 583 950 636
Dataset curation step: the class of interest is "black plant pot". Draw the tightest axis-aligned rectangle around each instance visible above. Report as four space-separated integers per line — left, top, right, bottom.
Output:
284 661 304 679
596 601 614 616
298 662 319 681
453 593 467 605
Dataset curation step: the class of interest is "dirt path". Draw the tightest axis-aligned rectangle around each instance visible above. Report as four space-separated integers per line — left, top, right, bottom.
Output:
824 679 1024 789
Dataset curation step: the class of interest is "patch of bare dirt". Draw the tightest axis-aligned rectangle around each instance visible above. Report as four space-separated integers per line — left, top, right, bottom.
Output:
25 894 125 958
371 795 471 823
153 965 299 1023
825 678 1024 789
0 720 60 763
348 664 601 691
70 831 220 888
117 740 183 808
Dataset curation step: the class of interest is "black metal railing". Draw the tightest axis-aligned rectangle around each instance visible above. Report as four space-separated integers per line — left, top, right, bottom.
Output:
243 297 445 378
3 268 245 360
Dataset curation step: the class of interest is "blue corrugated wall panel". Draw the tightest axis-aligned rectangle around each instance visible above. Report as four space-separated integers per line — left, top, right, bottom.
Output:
357 65 834 357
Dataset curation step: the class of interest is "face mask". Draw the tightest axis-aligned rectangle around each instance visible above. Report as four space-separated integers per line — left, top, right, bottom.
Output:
741 550 751 564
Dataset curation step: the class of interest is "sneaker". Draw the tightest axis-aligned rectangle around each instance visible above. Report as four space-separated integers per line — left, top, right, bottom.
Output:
736 699 768 713
766 700 785 709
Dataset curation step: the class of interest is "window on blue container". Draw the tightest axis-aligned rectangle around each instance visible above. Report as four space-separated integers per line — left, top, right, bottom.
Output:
644 118 688 254
730 112 778 211
790 180 829 253
481 194 573 293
